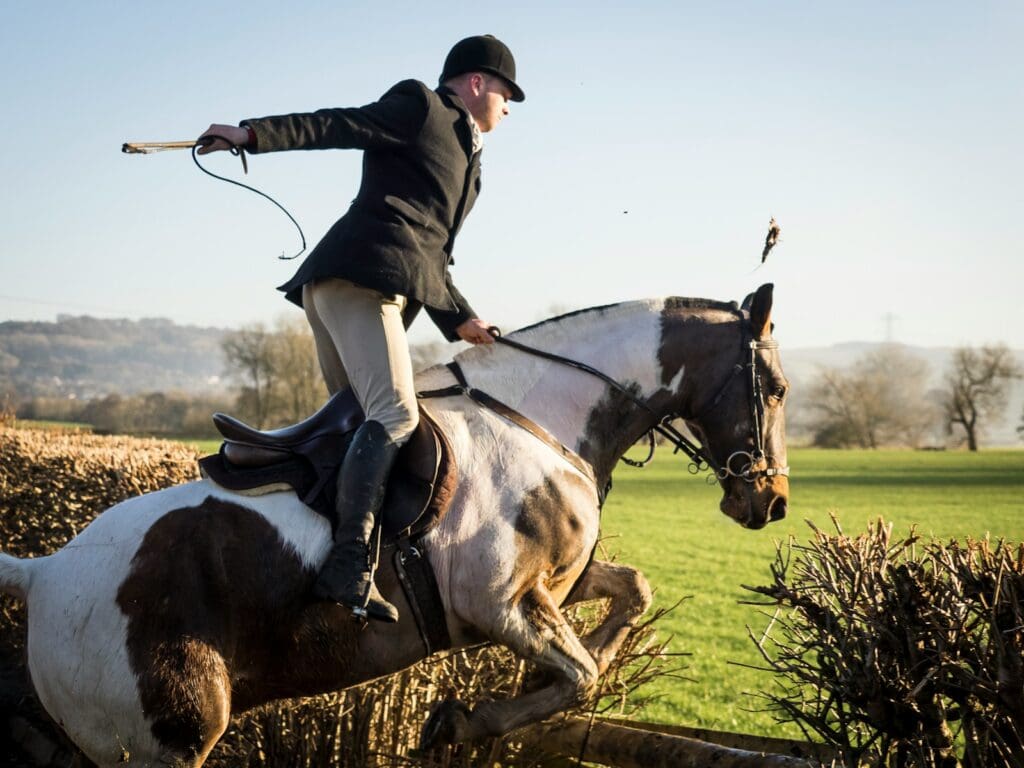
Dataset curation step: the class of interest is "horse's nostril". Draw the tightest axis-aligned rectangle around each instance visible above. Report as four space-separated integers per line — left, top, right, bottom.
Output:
769 497 787 522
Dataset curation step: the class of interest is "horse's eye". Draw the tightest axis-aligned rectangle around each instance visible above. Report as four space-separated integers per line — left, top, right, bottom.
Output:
771 385 787 402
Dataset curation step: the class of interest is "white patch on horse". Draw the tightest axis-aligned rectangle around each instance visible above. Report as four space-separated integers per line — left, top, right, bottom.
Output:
419 398 600 642
449 300 669 455
667 362 686 395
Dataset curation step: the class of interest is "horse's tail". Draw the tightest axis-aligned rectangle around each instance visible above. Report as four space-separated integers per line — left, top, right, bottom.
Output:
0 552 31 601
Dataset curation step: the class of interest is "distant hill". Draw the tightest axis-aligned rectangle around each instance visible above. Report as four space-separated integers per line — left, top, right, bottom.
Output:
0 315 229 398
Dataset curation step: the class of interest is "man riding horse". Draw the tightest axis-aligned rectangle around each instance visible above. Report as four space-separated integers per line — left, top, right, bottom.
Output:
199 35 524 623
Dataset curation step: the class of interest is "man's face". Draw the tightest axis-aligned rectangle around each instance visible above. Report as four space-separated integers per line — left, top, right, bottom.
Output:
468 74 512 133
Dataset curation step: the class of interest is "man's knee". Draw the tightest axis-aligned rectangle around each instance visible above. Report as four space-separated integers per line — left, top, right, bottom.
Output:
378 402 418 445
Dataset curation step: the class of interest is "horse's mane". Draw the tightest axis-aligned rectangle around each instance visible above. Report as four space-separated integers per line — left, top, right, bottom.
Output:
421 296 744 379
509 296 743 338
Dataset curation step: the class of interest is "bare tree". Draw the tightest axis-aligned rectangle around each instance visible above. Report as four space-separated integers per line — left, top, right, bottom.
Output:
223 319 464 429
941 344 1021 451
223 318 331 429
807 345 934 448
222 323 276 428
271 316 326 425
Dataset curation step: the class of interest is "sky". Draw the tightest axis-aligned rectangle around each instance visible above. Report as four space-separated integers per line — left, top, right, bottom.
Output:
1 1 1022 351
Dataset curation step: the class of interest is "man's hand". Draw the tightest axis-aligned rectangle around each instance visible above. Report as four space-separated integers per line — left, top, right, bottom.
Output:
455 318 496 345
197 124 249 154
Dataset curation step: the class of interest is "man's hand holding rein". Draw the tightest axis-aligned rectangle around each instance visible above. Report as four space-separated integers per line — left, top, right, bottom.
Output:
456 318 496 345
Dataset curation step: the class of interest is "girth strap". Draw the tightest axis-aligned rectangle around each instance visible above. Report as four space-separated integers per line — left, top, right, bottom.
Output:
392 536 451 655
418 363 596 484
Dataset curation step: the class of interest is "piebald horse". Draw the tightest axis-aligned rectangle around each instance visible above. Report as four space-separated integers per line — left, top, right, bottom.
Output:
0 285 789 767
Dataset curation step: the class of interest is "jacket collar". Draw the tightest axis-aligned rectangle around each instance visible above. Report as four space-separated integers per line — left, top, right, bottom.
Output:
436 85 482 157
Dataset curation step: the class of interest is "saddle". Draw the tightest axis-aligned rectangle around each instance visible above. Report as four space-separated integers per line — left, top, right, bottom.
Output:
198 390 458 542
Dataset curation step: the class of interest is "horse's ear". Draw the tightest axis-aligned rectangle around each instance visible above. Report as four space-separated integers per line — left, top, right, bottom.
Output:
749 283 774 339
740 292 755 312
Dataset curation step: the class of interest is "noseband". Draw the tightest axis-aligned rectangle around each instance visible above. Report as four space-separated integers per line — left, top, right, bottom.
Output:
491 324 789 485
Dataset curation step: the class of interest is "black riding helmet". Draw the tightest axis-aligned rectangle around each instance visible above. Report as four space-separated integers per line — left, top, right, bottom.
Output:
440 35 525 102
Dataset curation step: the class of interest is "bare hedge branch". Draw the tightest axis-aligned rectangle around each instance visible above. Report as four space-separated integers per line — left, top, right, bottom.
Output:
746 516 1024 767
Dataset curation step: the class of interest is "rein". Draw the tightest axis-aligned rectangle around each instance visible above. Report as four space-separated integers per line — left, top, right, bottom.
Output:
490 335 729 479
420 323 788 489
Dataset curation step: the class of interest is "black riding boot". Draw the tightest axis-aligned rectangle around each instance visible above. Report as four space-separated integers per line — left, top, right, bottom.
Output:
312 420 400 623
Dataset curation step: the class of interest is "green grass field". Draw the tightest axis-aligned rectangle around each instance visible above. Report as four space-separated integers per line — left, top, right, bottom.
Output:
11 419 93 432
188 438 222 455
601 447 1024 736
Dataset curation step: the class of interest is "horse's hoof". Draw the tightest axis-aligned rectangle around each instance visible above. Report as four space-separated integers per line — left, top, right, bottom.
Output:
419 699 472 750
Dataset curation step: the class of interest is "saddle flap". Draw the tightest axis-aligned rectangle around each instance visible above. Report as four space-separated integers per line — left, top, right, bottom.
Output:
382 409 448 539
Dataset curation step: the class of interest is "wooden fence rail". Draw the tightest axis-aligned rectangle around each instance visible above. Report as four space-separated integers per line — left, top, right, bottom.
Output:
519 715 836 768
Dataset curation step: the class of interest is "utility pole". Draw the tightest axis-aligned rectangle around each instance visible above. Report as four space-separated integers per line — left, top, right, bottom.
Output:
883 313 897 344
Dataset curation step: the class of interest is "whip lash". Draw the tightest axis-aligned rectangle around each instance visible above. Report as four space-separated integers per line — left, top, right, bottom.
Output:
121 137 306 260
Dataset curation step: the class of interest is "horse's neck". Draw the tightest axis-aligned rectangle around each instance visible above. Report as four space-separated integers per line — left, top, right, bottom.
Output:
446 301 690 480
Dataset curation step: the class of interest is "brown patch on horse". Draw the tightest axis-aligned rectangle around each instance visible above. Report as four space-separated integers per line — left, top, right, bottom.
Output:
579 300 744 487
116 496 363 756
578 385 657 488
513 472 594 599
657 299 740 389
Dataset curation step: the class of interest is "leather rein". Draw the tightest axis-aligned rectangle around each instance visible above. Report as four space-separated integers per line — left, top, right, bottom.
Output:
417 322 789 487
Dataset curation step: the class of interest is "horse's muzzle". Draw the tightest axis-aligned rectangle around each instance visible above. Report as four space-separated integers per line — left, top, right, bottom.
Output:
720 477 788 529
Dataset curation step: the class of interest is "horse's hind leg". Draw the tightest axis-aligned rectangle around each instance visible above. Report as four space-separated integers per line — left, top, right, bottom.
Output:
421 580 598 748
131 640 232 768
562 560 652 674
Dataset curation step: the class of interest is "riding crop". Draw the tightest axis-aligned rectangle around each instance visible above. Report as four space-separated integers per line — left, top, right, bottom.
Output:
121 137 306 260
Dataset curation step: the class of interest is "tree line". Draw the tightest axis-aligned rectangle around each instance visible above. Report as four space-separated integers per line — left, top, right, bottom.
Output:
805 343 1021 450
10 319 1022 449
11 318 449 437
222 326 1022 449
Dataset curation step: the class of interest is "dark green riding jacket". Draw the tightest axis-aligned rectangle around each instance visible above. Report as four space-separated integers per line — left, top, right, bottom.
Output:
243 80 481 341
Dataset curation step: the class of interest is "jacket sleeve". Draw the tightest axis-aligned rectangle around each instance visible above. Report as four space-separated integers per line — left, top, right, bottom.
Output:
425 272 477 342
242 80 429 153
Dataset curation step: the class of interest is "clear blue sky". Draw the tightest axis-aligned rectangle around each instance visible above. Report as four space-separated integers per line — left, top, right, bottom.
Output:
2 1 1021 349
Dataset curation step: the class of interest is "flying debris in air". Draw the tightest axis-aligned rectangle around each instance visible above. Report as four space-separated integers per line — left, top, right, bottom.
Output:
761 217 780 264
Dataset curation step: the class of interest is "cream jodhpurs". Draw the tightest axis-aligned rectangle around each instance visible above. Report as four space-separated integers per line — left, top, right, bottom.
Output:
302 279 419 445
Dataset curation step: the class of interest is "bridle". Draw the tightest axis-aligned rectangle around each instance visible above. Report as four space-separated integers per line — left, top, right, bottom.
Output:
674 334 790 485
490 321 789 486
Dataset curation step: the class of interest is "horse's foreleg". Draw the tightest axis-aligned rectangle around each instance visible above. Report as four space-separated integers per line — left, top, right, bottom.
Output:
421 582 598 748
562 560 652 674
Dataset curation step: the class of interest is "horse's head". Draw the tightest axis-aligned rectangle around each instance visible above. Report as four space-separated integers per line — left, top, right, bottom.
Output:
663 283 789 529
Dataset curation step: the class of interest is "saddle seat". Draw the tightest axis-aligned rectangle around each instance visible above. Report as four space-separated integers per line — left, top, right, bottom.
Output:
214 388 364 465
199 390 457 541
